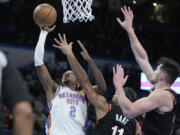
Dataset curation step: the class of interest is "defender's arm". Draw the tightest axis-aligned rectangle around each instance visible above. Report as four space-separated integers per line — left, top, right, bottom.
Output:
77 40 107 94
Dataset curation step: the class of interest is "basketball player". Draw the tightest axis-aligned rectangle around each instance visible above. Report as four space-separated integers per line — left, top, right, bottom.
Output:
113 6 180 135
53 34 140 135
34 26 107 135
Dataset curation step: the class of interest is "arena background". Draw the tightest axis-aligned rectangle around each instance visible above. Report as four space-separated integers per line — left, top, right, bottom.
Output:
0 0 180 134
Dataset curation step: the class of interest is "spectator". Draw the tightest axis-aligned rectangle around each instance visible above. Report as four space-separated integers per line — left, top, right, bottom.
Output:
0 51 34 135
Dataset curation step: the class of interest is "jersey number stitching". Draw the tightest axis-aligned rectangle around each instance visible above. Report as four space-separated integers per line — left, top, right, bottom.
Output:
70 106 76 118
112 126 124 135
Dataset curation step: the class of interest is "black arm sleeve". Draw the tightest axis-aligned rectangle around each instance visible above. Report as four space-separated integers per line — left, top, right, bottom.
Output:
1 56 32 110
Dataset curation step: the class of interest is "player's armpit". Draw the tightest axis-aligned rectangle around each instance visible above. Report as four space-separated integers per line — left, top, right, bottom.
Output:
84 83 108 121
36 64 57 99
93 85 106 95
82 82 108 110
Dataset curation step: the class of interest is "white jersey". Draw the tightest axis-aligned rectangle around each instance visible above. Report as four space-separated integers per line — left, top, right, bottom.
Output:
46 85 87 135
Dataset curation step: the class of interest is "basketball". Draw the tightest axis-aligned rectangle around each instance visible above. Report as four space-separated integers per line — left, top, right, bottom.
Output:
33 3 57 27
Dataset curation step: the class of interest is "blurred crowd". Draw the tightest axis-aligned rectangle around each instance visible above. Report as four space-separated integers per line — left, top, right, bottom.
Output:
0 0 179 64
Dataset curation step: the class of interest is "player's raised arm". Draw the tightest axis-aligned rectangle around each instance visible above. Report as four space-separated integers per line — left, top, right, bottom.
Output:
53 34 107 109
34 26 57 100
77 40 107 94
116 6 156 83
113 65 166 118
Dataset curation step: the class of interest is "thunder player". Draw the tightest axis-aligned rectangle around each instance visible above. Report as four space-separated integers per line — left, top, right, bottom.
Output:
114 6 180 135
34 26 87 135
53 34 139 135
34 26 107 135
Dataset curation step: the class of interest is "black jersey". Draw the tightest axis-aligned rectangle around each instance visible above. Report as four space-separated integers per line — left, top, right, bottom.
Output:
94 104 136 135
142 89 176 135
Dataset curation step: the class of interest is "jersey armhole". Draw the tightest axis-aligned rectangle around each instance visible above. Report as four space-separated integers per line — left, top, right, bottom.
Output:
156 89 176 114
165 89 176 102
48 85 61 107
54 85 61 96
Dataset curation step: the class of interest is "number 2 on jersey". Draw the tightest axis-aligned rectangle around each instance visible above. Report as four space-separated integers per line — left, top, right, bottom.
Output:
112 126 124 135
70 106 76 118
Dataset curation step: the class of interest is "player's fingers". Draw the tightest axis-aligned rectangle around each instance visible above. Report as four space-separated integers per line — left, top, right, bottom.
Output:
121 7 125 14
120 66 124 74
120 64 123 69
42 26 47 30
124 75 129 82
127 7 131 13
69 42 73 46
130 10 134 18
116 64 119 70
77 40 83 48
124 6 128 13
63 34 67 42
117 64 121 70
127 7 133 17
117 64 123 74
54 38 61 45
58 33 63 42
50 25 56 31
80 52 85 57
116 18 123 25
69 42 73 49
113 67 116 75
52 44 60 48
129 7 133 13
117 65 121 73
77 40 86 50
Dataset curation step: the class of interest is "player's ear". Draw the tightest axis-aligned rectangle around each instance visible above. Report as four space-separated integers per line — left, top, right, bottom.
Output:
159 72 165 81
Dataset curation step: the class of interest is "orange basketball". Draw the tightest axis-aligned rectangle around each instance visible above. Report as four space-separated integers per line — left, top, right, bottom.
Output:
33 3 57 27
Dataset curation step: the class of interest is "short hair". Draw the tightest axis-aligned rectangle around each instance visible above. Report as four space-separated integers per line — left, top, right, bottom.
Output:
157 57 180 85
124 87 137 102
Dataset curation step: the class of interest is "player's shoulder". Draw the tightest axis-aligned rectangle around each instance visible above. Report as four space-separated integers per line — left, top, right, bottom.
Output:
75 90 85 95
153 88 173 96
150 89 173 103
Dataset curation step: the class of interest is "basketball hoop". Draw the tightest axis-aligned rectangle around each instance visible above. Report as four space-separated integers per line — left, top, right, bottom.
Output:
62 0 95 23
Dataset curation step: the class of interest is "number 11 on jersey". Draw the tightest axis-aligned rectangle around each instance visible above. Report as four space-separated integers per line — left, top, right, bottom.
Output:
112 126 124 135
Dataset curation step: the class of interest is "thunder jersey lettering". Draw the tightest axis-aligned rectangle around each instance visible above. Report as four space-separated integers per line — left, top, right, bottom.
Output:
46 85 87 135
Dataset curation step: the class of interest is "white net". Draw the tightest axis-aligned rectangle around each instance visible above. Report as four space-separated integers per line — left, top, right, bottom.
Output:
62 0 95 23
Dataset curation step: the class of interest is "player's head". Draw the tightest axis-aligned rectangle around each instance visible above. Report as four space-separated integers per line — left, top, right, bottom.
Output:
62 70 79 88
112 87 137 104
152 57 180 85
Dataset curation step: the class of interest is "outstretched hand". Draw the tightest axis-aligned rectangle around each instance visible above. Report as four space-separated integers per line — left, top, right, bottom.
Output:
77 40 92 62
53 33 73 56
113 64 128 89
116 6 134 32
41 25 56 33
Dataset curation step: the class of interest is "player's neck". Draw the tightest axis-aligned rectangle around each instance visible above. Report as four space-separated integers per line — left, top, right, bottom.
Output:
64 84 77 90
62 81 77 90
154 81 170 90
